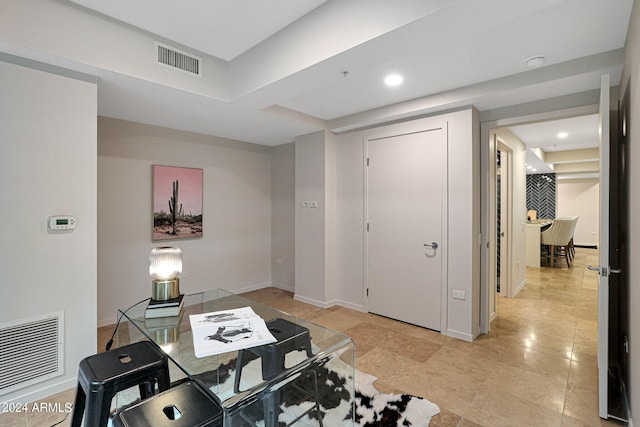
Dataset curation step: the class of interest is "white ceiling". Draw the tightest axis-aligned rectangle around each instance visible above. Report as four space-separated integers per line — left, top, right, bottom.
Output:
508 114 600 176
509 115 599 152
68 0 328 61
3 0 634 146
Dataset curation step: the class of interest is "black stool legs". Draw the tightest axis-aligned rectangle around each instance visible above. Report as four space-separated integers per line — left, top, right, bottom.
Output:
233 318 323 427
70 341 170 427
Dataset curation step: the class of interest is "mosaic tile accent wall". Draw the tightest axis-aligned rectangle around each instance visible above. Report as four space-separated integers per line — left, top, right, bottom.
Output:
526 173 556 219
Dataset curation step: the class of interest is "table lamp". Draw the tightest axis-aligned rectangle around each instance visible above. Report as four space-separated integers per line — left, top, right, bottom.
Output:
149 246 182 301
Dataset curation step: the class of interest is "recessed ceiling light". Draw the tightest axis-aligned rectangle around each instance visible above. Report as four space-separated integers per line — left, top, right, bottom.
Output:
384 74 403 86
527 165 533 170
526 55 546 68
557 132 568 139
532 168 537 172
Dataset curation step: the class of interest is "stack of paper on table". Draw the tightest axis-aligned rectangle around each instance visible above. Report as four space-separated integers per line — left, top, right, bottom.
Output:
189 307 277 358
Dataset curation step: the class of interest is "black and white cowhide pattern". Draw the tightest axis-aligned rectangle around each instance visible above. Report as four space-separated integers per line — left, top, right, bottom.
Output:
194 350 440 426
350 367 440 427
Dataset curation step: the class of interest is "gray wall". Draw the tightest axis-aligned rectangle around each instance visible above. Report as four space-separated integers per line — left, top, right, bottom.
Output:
97 117 273 325
270 143 295 291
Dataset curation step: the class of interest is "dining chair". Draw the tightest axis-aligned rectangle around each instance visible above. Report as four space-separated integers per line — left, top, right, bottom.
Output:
540 217 578 268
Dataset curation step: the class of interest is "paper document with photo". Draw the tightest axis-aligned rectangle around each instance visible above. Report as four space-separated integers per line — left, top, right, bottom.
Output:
189 306 276 358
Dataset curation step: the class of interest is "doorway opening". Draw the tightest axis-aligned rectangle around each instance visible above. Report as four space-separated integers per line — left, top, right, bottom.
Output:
480 104 599 334
480 85 628 421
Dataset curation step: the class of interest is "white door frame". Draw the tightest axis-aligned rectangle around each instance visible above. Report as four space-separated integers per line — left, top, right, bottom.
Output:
479 104 599 333
497 138 513 299
363 120 449 334
596 74 610 419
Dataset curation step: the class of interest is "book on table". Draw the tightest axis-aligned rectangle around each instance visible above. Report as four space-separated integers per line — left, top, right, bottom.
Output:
147 294 184 309
189 307 277 358
145 294 184 318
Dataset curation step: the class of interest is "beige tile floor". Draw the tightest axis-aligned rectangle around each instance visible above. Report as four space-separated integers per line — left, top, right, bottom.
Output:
239 249 621 426
1 248 624 426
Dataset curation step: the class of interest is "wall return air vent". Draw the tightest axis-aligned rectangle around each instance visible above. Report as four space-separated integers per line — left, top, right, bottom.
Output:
155 42 202 77
0 312 64 396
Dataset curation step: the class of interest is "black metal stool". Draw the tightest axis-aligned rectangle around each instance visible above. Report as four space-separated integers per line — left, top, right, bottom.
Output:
112 381 223 427
233 318 323 427
70 341 170 427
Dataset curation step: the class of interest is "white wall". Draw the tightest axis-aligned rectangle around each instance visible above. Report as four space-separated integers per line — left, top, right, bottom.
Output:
325 131 339 304
557 178 599 246
292 130 340 308
97 117 272 326
294 131 329 305
270 143 295 291
336 132 366 309
335 109 480 340
621 1 640 423
0 58 97 403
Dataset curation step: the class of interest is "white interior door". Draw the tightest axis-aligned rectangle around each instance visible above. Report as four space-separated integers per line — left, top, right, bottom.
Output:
366 128 446 330
596 73 610 419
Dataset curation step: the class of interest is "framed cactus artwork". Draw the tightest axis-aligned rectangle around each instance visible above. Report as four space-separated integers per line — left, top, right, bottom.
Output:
152 165 203 241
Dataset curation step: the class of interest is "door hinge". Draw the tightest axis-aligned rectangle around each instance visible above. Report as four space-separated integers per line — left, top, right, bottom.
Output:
366 288 369 297
366 157 370 166
367 223 370 232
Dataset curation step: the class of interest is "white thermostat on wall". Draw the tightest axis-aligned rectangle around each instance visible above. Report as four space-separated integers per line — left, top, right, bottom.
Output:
49 215 77 231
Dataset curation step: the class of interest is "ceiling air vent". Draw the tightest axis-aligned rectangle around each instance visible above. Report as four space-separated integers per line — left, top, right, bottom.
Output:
155 42 202 77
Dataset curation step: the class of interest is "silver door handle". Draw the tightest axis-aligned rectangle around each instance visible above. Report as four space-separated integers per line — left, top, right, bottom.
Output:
587 266 622 276
424 242 439 249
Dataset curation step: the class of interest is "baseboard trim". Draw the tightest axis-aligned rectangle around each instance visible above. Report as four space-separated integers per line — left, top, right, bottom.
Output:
293 294 364 311
513 278 527 297
293 294 332 308
98 317 116 328
98 282 278 328
446 328 476 342
98 284 362 328
270 283 295 293
232 282 273 295
333 299 364 312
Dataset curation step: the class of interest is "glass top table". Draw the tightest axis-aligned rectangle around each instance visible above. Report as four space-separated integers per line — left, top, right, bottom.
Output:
117 289 355 425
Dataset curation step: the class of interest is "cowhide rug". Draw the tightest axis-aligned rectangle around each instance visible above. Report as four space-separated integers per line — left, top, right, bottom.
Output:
195 349 440 426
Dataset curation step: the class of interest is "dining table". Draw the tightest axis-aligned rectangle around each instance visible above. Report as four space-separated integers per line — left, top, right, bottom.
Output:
115 288 356 426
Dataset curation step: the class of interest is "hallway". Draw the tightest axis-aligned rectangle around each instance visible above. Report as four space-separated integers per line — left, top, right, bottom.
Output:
243 247 618 426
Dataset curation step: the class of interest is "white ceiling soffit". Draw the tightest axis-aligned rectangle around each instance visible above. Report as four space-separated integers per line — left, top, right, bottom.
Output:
67 0 329 61
525 150 555 175
509 114 600 152
557 173 599 180
511 114 600 176
2 0 634 145
279 0 630 120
